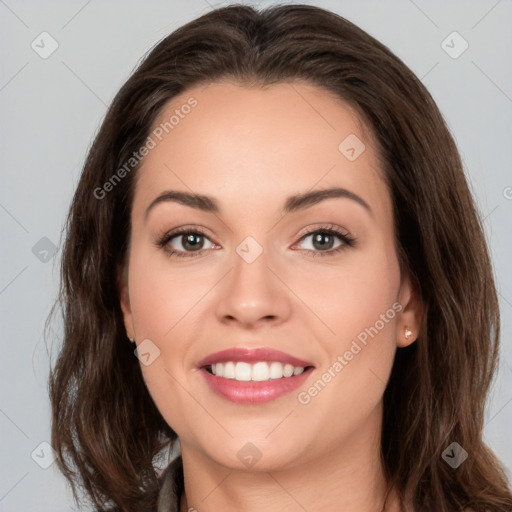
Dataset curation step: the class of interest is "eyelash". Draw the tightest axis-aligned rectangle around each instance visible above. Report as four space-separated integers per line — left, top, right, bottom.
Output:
155 224 356 259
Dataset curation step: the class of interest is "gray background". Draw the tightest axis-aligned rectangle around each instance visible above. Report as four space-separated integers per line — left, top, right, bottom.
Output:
1 0 511 510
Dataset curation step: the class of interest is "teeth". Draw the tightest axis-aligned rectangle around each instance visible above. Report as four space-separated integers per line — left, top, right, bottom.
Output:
283 363 294 377
269 362 283 379
210 361 306 381
235 362 252 381
224 361 235 379
252 362 270 381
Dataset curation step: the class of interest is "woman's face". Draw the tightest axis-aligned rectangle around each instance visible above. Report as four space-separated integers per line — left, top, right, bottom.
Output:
120 81 419 471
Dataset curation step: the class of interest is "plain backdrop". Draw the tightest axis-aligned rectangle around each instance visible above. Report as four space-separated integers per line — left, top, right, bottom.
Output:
1 0 511 510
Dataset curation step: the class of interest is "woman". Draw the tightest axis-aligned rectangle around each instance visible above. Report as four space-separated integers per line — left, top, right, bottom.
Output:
48 4 512 511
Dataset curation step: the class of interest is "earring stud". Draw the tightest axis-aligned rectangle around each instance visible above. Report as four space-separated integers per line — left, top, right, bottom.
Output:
129 337 135 343
405 328 412 340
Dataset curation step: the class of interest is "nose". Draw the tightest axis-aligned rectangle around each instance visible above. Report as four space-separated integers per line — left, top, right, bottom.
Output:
215 244 292 329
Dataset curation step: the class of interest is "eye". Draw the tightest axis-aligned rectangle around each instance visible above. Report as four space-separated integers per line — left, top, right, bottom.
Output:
156 224 355 259
156 227 217 258
293 225 355 257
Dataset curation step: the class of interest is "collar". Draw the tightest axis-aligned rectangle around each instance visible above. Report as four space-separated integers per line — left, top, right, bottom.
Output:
157 455 184 512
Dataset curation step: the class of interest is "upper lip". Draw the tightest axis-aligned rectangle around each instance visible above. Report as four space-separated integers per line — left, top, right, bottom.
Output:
197 348 314 368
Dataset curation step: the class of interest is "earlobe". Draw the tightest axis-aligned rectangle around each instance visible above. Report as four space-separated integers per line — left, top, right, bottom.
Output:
396 271 422 348
400 326 416 347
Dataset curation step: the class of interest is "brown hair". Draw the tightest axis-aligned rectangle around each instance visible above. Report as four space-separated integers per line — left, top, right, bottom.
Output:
48 4 512 511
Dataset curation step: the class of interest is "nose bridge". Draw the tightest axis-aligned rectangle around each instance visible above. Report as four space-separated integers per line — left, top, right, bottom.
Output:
215 233 291 326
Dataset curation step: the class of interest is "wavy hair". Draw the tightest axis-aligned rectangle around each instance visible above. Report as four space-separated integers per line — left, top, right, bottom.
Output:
48 4 512 511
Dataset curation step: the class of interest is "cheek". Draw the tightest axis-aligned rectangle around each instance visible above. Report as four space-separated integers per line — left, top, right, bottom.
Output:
126 250 203 432
296 244 400 418
127 249 210 340
292 243 400 351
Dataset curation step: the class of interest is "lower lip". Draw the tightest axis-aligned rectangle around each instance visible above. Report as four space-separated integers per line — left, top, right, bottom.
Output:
199 367 314 404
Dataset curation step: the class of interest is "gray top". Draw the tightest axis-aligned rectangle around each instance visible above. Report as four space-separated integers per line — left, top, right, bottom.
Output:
157 456 184 512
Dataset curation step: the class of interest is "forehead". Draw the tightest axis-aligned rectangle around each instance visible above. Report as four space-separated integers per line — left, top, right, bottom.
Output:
133 80 389 221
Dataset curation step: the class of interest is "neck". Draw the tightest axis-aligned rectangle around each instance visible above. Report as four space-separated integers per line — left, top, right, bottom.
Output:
178 405 398 512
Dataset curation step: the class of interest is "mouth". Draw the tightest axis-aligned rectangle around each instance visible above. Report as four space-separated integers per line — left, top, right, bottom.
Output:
197 347 315 404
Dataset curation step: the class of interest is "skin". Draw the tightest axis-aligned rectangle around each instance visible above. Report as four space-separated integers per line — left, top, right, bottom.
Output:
119 81 421 512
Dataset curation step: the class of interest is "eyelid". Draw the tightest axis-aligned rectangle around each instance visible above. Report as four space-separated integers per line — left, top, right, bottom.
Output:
294 223 351 241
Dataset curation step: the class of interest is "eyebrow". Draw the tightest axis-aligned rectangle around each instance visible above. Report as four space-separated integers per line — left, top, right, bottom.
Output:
144 186 372 220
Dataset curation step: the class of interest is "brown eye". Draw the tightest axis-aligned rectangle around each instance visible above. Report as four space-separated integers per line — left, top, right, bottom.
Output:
180 233 205 251
295 228 354 256
157 228 217 258
311 232 336 251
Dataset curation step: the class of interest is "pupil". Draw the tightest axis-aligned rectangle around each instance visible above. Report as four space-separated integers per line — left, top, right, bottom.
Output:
183 234 203 251
313 233 333 250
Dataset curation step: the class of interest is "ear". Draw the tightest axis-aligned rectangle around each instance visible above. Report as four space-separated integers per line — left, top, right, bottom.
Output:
396 270 422 348
117 263 135 341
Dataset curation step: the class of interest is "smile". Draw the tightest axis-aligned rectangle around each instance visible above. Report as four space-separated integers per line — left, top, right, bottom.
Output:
197 347 315 404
